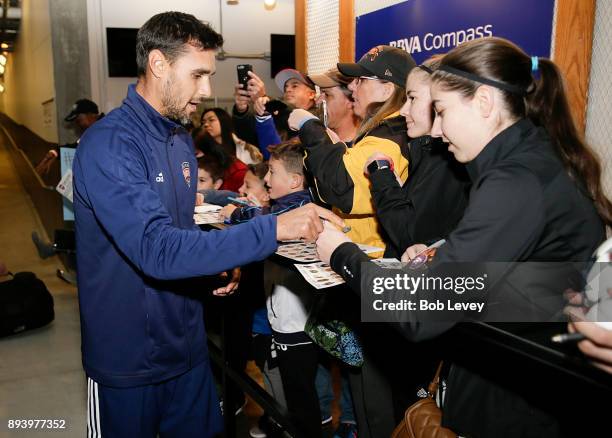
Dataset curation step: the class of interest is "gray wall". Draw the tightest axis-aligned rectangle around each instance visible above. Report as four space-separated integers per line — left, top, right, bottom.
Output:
49 0 91 144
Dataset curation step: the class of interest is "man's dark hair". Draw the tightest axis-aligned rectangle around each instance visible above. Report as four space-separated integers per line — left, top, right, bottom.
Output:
136 11 224 76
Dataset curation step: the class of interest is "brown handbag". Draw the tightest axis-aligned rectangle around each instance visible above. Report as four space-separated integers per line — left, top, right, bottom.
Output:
391 362 456 438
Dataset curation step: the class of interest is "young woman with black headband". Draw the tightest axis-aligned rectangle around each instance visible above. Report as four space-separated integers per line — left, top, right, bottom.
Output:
316 37 611 437
363 56 470 259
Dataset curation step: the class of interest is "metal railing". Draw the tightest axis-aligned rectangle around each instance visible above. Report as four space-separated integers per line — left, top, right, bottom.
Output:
207 320 300 438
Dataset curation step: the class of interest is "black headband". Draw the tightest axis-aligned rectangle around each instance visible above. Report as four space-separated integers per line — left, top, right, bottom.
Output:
417 64 433 74
437 64 527 96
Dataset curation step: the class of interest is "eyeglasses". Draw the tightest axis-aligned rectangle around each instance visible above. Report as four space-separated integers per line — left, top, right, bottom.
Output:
355 75 382 85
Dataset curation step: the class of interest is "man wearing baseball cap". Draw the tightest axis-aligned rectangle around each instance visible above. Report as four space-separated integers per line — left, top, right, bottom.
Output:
274 68 316 111
232 67 316 149
35 98 104 176
64 98 103 135
308 68 359 144
234 67 318 162
32 97 105 286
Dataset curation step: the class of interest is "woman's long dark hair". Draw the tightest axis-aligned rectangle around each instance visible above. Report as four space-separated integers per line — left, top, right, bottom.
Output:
432 37 612 226
195 107 238 170
201 107 237 159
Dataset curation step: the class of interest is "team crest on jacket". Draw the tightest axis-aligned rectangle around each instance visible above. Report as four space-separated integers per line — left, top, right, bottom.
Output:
181 162 191 187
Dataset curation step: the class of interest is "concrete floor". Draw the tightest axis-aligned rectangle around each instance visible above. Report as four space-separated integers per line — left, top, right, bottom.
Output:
0 140 85 436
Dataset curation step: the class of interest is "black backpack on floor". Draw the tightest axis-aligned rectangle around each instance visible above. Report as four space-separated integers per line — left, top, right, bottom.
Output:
0 272 55 337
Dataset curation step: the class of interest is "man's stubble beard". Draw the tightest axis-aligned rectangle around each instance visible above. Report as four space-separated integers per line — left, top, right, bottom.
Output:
161 73 192 126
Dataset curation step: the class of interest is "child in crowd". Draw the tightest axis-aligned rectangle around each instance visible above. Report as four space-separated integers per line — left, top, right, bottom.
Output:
219 141 310 223
218 161 285 438
218 162 270 219
197 156 224 191
222 140 321 437
195 156 231 206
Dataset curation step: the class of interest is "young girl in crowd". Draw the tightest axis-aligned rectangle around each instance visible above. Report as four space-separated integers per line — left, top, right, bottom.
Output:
317 37 611 438
365 56 470 258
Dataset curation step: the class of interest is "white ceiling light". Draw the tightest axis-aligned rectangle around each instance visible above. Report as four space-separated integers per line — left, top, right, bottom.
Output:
264 0 277 9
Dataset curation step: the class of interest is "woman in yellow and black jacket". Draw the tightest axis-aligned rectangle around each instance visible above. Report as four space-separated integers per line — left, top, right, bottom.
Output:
289 45 416 250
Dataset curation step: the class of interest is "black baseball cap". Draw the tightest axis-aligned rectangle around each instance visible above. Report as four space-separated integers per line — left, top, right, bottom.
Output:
64 99 99 122
337 45 416 87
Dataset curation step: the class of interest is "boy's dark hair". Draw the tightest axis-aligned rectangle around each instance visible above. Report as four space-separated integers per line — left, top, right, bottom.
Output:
247 162 269 180
267 139 305 176
197 156 224 183
136 11 224 76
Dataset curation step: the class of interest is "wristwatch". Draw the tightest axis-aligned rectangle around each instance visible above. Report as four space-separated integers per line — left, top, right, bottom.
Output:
367 159 391 176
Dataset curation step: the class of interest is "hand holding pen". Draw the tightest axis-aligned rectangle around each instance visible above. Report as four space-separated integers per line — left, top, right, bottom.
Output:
566 321 612 374
228 195 261 207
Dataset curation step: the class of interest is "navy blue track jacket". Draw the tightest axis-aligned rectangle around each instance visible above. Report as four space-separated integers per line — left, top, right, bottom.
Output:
229 190 311 224
73 84 278 387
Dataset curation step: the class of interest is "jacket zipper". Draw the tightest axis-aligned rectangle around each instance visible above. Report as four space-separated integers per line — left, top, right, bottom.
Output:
164 128 192 368
164 129 182 228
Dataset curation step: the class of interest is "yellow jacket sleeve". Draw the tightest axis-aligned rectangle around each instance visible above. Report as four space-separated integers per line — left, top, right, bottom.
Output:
342 135 409 215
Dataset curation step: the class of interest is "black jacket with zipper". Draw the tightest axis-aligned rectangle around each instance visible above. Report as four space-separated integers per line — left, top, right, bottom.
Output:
329 118 606 437
369 135 470 258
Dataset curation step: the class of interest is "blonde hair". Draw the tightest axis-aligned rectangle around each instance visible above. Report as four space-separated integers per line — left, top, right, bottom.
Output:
356 82 406 140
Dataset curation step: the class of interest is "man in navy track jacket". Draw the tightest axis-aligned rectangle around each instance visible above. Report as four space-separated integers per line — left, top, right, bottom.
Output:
73 12 341 438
